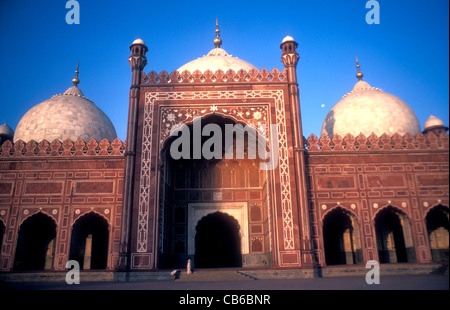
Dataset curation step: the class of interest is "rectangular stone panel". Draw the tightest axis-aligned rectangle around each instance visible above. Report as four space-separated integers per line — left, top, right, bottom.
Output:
0 182 13 195
74 181 114 194
366 175 406 188
316 176 355 190
280 251 300 266
416 174 449 187
24 181 63 195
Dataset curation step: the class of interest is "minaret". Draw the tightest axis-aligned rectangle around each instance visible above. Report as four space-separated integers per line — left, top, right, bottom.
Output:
118 38 148 270
280 36 301 146
280 36 314 268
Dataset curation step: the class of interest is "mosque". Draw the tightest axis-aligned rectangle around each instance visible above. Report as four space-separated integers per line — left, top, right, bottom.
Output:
0 22 448 275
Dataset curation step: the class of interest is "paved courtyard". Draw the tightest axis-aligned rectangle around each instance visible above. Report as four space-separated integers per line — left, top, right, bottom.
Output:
1 274 448 290
1 275 447 309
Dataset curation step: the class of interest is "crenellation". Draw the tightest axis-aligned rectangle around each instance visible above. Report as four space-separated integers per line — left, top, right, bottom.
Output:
0 138 125 158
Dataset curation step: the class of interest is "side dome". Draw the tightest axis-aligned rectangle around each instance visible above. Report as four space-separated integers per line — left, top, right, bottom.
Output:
0 121 14 142
423 114 448 135
177 20 258 73
14 68 117 143
321 61 421 138
424 114 445 130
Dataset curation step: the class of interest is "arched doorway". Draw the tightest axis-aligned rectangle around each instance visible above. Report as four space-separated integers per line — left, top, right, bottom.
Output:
69 212 109 270
195 212 242 268
426 205 449 263
375 206 415 263
322 208 363 265
14 212 56 271
158 114 266 269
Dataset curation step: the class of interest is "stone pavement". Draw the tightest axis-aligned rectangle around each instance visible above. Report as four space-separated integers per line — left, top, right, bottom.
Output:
1 275 447 309
1 274 448 290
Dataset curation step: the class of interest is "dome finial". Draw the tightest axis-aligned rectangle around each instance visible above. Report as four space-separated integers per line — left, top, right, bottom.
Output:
355 56 363 81
213 18 222 48
72 61 80 87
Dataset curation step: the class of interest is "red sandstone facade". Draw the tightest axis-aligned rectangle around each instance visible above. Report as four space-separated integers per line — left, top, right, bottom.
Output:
0 139 125 271
0 38 448 273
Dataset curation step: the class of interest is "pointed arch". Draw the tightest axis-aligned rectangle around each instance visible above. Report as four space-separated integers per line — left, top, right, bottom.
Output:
374 205 416 263
69 211 110 270
159 113 261 160
322 207 363 265
71 209 110 227
14 212 57 270
19 209 58 228
425 204 449 263
195 211 242 268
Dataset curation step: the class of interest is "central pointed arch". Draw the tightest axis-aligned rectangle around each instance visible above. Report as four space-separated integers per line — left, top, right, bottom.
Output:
157 113 265 269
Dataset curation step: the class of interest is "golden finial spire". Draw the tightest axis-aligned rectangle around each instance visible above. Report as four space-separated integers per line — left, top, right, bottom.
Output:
72 61 80 87
213 18 222 48
355 56 363 81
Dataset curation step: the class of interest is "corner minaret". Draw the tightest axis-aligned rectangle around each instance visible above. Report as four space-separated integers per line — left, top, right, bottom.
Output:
128 38 148 84
119 38 148 270
280 35 302 147
280 35 315 268
280 36 299 68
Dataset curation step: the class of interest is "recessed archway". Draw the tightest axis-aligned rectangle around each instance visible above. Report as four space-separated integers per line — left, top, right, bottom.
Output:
375 206 415 263
322 207 363 266
14 212 56 271
157 113 262 269
195 211 242 268
426 205 449 263
69 212 109 270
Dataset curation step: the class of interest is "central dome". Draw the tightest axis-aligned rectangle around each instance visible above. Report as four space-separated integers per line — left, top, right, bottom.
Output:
177 21 258 73
178 47 258 73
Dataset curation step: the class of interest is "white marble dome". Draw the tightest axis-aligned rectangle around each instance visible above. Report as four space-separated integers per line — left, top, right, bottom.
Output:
178 47 258 73
281 35 295 44
321 79 421 138
178 21 258 73
424 114 445 130
14 84 117 143
0 121 14 139
132 38 145 45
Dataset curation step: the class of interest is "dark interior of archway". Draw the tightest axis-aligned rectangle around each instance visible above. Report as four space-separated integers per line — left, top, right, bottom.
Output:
195 212 242 268
426 205 450 232
426 205 449 262
163 114 259 161
69 212 109 270
159 114 262 268
375 208 408 263
14 213 56 271
323 209 353 265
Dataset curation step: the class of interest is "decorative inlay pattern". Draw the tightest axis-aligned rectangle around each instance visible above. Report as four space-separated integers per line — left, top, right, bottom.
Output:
137 89 295 252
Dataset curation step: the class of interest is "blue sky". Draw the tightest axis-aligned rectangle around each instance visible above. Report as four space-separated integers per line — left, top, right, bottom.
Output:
0 0 448 140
